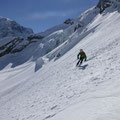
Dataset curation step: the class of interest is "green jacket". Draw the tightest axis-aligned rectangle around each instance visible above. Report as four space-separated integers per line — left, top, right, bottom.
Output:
77 51 87 59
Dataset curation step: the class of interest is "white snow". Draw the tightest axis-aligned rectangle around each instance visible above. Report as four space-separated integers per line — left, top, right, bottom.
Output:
0 5 120 120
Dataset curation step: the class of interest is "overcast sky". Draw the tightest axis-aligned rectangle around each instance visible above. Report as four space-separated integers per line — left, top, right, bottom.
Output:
0 0 98 33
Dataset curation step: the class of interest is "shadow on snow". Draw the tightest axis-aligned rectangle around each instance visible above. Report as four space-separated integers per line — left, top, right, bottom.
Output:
78 64 88 70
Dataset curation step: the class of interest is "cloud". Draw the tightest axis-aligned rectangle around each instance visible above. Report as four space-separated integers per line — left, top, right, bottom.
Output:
29 11 66 20
28 9 80 20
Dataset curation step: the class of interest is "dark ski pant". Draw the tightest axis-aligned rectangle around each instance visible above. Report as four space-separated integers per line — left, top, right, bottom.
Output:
77 57 85 66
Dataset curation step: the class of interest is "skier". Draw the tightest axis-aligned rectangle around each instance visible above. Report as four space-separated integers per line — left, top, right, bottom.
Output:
76 49 87 66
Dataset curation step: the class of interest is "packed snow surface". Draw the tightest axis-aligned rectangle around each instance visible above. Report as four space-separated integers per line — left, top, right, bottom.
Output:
0 7 120 120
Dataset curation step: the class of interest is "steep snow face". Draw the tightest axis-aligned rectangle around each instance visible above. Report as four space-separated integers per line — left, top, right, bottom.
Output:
1 5 120 120
0 17 33 39
45 7 100 60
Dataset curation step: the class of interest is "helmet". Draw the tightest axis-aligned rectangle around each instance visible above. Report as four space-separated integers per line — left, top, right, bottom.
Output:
80 49 83 52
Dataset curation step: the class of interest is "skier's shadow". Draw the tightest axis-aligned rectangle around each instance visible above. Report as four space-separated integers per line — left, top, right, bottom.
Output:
78 64 88 70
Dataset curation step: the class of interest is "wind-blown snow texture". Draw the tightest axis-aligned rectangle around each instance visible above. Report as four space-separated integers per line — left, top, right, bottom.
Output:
1 1 120 120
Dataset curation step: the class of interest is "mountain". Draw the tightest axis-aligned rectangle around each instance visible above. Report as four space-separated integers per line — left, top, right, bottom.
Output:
0 19 72 59
97 0 120 13
1 0 120 120
0 17 33 39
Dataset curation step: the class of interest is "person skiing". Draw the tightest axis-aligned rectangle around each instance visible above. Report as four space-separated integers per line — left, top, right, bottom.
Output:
76 49 87 66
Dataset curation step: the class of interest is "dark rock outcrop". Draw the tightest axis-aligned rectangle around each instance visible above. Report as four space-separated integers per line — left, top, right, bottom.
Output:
64 18 74 25
0 37 36 57
28 34 44 41
97 0 112 13
97 0 120 13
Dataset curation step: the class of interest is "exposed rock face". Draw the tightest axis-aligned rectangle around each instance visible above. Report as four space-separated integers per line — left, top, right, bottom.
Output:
0 17 33 39
0 34 44 57
97 0 112 13
28 34 44 41
64 18 74 25
97 0 120 13
0 37 32 57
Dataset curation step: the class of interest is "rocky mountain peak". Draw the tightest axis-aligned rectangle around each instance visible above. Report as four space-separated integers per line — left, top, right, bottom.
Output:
97 0 120 13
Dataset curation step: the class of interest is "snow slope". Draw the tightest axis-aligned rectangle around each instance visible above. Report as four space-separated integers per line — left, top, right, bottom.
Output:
1 4 120 120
